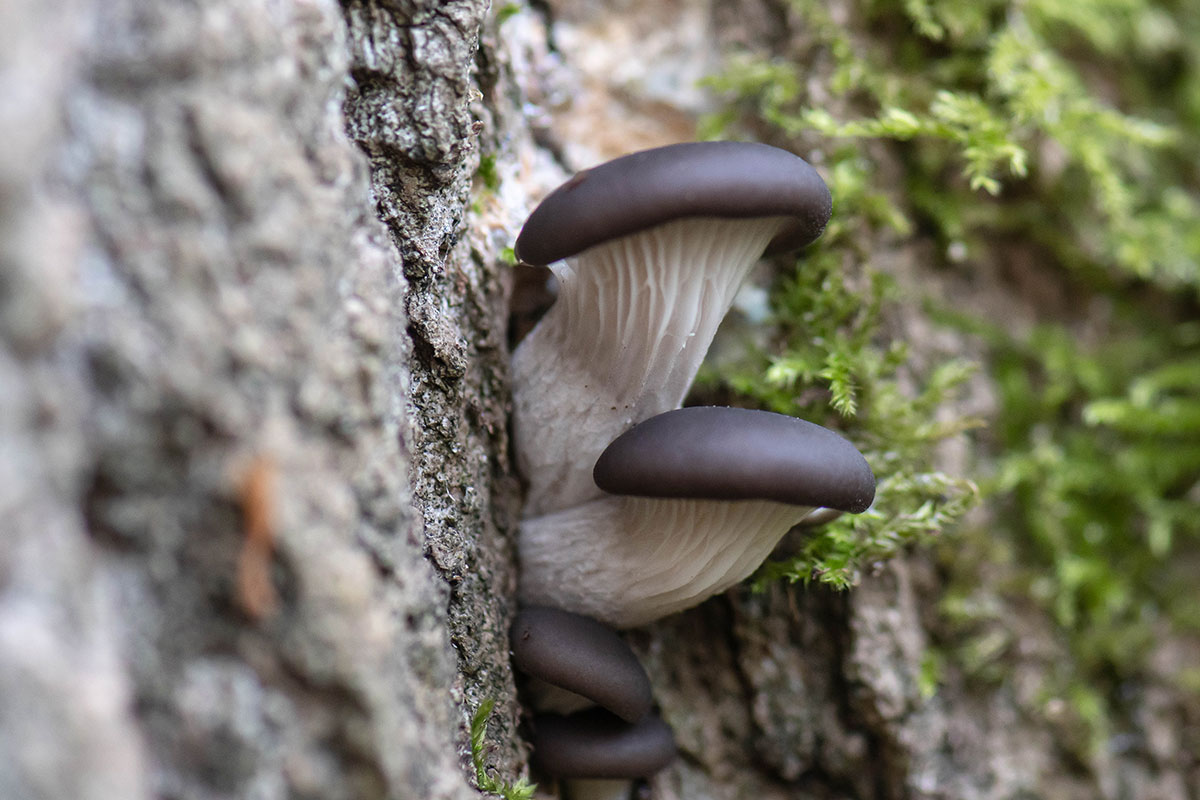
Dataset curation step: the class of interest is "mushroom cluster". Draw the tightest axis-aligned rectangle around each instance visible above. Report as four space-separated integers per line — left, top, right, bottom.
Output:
511 606 676 787
507 142 875 793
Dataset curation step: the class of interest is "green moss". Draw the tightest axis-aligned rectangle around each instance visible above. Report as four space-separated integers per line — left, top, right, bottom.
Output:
470 700 536 800
706 0 1200 293
476 153 501 193
704 0 1200 762
495 2 521 26
959 314 1200 664
714 244 980 589
918 648 946 699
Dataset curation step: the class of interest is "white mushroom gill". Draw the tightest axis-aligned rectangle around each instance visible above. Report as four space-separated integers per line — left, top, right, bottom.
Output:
518 495 814 629
512 215 790 518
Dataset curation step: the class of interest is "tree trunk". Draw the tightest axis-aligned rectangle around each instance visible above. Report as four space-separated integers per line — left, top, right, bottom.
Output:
3 1 517 797
2 1 1194 800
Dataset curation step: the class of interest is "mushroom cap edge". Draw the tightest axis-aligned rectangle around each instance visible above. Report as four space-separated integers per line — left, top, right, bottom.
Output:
514 141 832 266
510 606 653 723
592 406 876 513
528 709 677 780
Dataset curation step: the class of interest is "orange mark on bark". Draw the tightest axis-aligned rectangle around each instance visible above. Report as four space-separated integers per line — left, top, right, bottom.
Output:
237 456 278 621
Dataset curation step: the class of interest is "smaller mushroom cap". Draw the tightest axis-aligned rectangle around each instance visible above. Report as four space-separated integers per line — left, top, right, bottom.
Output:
515 141 831 266
511 607 653 723
593 406 875 513
529 709 677 779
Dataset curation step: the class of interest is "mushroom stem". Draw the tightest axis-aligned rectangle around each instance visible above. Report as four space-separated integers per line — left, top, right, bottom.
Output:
518 496 814 629
512 216 788 517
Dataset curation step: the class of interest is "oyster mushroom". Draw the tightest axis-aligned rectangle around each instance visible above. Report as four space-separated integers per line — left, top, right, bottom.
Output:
512 141 831 516
518 406 875 629
510 606 652 723
510 607 675 797
529 708 676 780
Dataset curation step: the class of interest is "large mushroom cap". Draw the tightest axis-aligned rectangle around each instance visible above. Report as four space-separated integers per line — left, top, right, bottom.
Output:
510 606 653 723
593 406 876 513
514 141 832 266
529 709 677 779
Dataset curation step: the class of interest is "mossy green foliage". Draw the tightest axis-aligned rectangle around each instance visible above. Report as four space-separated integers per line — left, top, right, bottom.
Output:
703 220 980 590
495 2 522 26
972 317 1200 649
476 153 501 193
705 0 1200 292
470 700 536 800
936 312 1200 757
702 0 1200 757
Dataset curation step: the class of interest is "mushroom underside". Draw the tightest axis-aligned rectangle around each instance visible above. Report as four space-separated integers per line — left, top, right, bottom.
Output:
512 215 790 517
518 495 814 629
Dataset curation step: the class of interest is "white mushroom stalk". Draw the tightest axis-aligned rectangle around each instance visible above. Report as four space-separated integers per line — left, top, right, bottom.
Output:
513 215 789 516
518 494 816 629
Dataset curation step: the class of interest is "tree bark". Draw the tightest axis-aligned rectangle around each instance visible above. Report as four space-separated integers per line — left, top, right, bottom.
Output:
3 0 517 797
2 1 1195 800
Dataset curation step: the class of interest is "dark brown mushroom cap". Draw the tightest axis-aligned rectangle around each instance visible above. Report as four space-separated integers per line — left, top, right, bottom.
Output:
510 606 653 723
514 141 832 266
593 406 875 513
529 709 677 779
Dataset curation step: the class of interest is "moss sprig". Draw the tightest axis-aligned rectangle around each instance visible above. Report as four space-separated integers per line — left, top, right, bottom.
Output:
470 700 536 800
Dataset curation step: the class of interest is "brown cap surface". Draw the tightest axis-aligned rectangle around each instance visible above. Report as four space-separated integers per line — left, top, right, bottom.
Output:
529 709 677 779
511 606 653 723
515 141 832 266
593 406 875 513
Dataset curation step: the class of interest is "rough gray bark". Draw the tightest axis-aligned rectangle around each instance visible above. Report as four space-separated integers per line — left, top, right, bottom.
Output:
2 1 1195 800
2 0 515 798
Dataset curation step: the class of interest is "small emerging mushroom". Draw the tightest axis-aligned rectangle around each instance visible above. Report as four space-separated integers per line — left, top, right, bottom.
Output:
510 606 653 723
529 708 677 780
512 142 831 516
519 406 875 629
511 607 673 799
